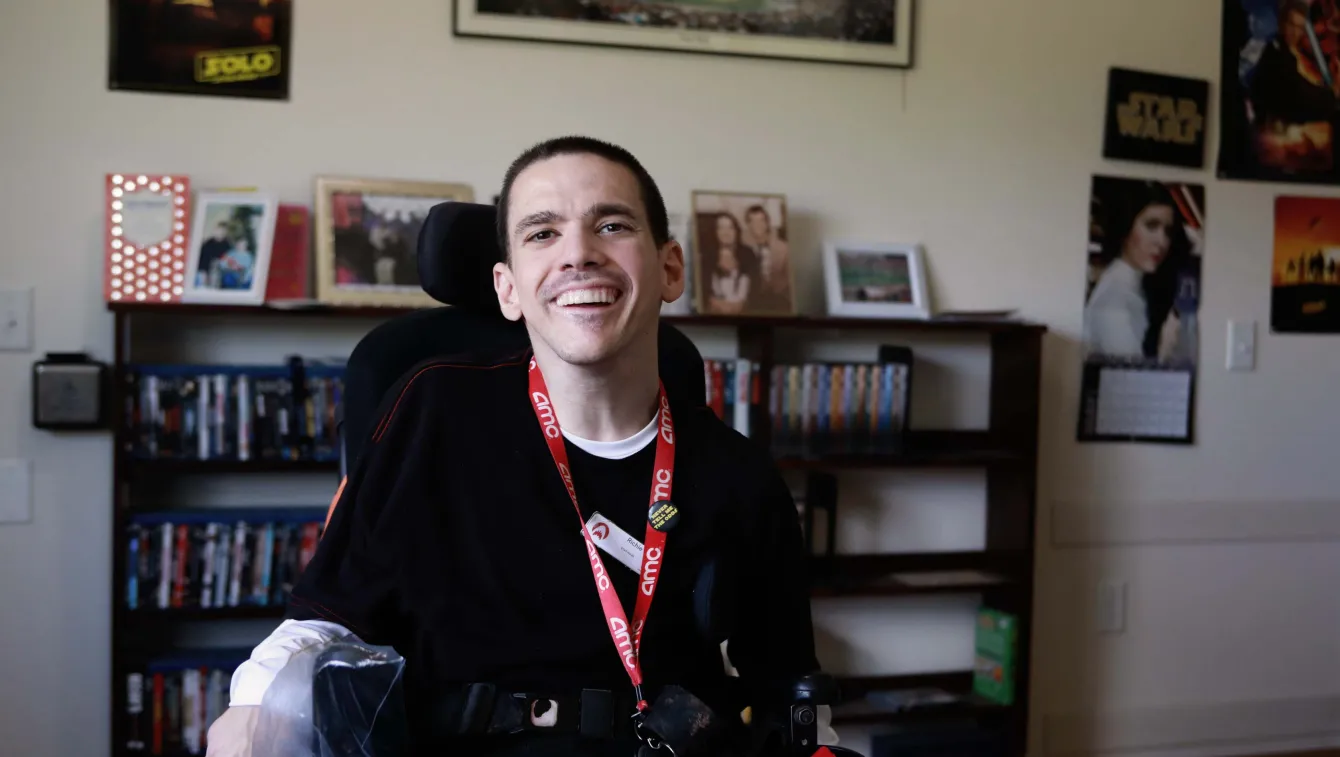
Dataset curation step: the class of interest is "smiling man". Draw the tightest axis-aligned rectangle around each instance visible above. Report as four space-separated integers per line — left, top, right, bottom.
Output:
205 136 822 757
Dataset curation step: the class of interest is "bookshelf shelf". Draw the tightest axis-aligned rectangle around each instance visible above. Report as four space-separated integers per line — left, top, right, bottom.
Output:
106 301 1046 336
120 606 288 624
107 302 1044 757
108 301 418 320
127 458 339 475
830 673 1011 726
809 551 1024 599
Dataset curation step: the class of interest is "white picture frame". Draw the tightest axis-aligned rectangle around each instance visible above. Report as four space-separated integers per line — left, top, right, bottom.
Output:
182 190 279 306
822 241 931 319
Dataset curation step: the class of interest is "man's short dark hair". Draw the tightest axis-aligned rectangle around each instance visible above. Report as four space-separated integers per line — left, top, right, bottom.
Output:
495 135 670 262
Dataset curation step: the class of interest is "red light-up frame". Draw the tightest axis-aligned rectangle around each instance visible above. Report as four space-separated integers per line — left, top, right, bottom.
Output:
103 173 191 304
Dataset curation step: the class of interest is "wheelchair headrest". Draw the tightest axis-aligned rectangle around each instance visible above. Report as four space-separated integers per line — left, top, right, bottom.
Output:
416 201 505 313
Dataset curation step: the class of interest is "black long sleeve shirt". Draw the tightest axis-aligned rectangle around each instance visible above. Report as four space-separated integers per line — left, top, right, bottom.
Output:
287 347 819 755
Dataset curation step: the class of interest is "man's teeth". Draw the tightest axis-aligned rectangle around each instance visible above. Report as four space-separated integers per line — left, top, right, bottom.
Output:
557 288 619 307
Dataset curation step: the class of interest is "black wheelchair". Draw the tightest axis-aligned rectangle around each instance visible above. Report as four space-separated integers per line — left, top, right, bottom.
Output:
313 201 863 757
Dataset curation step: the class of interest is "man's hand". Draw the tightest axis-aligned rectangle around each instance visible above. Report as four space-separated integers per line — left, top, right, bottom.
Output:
206 705 260 757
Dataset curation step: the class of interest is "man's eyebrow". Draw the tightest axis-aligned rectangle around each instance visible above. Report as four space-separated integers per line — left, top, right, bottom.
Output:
586 202 638 220
513 210 561 237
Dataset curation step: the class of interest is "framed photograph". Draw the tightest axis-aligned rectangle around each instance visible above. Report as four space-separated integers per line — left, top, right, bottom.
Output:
822 242 930 319
104 173 191 304
313 177 475 309
108 0 292 100
690 191 794 316
182 191 279 306
453 0 914 69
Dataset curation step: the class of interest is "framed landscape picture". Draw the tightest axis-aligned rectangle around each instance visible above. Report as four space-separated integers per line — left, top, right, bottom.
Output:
314 177 475 309
452 0 914 68
822 241 930 319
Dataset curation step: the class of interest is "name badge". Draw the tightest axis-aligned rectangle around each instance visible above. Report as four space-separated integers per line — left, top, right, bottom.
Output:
585 512 644 573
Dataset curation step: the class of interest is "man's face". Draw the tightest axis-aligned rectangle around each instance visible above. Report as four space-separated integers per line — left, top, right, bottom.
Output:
493 153 684 366
747 210 769 240
1284 9 1308 51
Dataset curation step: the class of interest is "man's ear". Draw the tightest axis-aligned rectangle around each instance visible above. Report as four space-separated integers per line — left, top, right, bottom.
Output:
660 239 686 304
493 261 523 321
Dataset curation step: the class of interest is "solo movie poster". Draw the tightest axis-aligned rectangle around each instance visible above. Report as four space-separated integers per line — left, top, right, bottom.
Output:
109 0 292 100
1219 0 1340 183
1272 195 1340 332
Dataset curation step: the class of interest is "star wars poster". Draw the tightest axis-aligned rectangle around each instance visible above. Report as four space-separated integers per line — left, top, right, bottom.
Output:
1102 67 1209 168
1218 0 1340 183
1271 195 1340 332
1077 176 1205 445
109 0 292 100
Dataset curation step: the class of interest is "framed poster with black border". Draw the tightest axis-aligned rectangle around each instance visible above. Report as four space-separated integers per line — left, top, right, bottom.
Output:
453 0 914 69
1076 175 1205 445
1218 0 1340 184
108 0 293 100
1102 67 1208 169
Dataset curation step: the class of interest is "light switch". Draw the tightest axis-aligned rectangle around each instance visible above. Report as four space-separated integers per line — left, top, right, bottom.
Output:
0 288 33 351
0 459 33 524
1226 319 1256 372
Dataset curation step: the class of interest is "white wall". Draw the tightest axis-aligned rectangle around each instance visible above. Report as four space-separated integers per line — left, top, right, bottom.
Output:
3 0 1339 756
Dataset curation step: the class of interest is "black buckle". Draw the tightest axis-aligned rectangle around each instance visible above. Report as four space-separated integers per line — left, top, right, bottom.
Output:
454 682 497 734
579 688 614 739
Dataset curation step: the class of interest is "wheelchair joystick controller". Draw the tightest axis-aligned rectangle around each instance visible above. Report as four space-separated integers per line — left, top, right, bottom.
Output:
788 673 837 752
783 673 864 757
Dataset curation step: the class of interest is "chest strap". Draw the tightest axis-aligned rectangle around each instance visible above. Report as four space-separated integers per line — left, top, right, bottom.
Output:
426 683 637 741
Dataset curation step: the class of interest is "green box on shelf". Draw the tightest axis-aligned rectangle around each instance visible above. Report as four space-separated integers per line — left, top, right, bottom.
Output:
972 607 1017 705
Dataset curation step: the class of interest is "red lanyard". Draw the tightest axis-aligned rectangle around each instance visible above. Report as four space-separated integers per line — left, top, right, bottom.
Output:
527 355 676 712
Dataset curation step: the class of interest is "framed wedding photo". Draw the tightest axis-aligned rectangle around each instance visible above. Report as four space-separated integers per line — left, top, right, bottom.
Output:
691 190 796 316
453 0 914 69
313 177 475 309
182 190 278 306
822 241 931 319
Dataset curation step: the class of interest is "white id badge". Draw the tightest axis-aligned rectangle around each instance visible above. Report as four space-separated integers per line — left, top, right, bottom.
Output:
584 512 644 573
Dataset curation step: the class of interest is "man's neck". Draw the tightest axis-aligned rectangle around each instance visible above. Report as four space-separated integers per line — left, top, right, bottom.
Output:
530 338 661 443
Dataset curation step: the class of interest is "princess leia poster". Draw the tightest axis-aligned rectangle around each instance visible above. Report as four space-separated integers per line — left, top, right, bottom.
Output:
1077 176 1204 443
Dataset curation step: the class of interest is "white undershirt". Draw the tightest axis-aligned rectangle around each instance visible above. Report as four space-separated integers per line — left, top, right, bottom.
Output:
561 413 658 459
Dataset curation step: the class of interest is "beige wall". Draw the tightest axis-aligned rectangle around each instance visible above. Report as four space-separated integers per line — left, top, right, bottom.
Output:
2 0 1338 755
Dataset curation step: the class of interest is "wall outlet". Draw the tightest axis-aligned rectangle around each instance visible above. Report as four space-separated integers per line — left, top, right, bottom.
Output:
0 459 33 524
0 288 33 351
1096 580 1126 633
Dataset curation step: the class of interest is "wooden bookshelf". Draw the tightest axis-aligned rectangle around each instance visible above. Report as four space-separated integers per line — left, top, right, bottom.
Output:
107 302 1044 757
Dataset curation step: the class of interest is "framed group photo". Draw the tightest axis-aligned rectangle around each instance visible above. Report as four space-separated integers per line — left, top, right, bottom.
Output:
691 190 795 316
313 177 475 308
182 190 279 306
452 0 914 68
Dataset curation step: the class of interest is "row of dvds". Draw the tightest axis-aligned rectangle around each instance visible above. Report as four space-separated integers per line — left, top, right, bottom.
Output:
122 358 344 462
126 508 325 611
124 650 245 755
702 359 913 456
768 361 912 457
122 355 910 464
